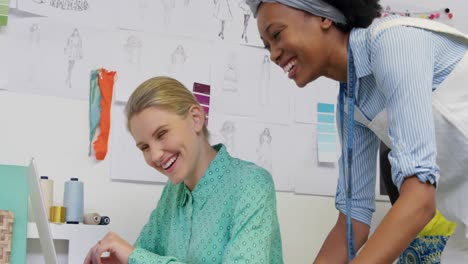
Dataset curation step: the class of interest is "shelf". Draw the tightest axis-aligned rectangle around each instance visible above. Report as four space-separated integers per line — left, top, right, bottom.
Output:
27 222 110 264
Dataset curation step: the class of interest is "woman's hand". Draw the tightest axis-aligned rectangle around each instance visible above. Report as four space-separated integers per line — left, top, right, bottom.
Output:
84 232 134 264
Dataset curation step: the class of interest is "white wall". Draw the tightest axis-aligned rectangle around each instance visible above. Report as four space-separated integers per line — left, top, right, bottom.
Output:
0 90 392 263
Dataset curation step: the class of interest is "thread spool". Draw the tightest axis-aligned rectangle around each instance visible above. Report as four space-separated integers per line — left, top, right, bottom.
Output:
50 206 66 223
99 216 110 225
40 176 54 221
63 178 84 224
83 213 101 225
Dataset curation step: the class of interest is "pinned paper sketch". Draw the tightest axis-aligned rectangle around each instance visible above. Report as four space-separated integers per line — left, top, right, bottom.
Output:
223 52 238 92
316 102 338 163
220 120 237 157
9 17 118 100
213 0 232 40
168 44 187 74
64 28 83 89
257 127 273 173
238 0 251 43
259 54 270 106
123 35 142 70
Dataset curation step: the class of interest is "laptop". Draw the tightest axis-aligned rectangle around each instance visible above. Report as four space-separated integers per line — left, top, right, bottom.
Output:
28 158 58 264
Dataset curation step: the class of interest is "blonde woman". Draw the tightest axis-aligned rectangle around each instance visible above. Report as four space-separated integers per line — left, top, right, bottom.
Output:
84 76 283 264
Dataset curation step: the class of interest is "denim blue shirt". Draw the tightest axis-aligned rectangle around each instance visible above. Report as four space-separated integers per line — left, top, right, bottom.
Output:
335 16 467 226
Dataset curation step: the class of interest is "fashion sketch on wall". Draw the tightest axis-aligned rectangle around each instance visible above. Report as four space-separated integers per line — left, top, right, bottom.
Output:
64 28 83 88
169 44 187 74
259 54 270 106
124 35 143 70
223 52 238 92
220 120 237 157
238 0 251 43
161 0 176 27
213 0 232 39
257 127 272 173
27 23 41 84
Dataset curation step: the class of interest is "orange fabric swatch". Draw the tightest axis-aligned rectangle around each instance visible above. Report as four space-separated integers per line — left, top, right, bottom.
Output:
93 68 116 160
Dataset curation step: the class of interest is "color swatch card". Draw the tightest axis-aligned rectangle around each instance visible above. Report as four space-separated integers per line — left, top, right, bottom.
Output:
316 102 338 163
0 0 9 26
193 82 211 125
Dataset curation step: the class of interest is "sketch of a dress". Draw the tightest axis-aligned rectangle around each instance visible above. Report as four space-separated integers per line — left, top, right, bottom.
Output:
221 121 237 157
138 0 150 19
169 44 187 74
259 55 270 106
64 28 83 88
49 0 89 11
213 0 232 39
161 0 176 26
27 23 41 84
238 0 251 43
223 52 238 92
124 35 143 70
257 128 272 172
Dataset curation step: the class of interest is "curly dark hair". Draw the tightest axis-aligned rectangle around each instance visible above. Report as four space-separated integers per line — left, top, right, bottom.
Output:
323 0 382 32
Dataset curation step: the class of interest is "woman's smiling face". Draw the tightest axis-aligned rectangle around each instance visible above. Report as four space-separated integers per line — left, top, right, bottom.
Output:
257 2 332 87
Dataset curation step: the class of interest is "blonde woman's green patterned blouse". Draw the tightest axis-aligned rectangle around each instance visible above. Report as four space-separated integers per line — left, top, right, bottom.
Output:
129 144 283 264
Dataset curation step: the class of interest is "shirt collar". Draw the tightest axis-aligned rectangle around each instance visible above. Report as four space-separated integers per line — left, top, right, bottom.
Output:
349 27 372 78
179 144 232 208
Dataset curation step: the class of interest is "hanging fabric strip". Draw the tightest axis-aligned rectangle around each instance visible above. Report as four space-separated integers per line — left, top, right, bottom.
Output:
93 68 116 160
88 69 101 156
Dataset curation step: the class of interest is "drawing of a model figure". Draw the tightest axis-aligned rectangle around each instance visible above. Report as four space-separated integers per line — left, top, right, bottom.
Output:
221 121 237 157
223 52 238 92
64 28 83 88
27 23 41 83
124 35 143 70
161 0 176 27
49 0 89 11
238 0 251 43
257 128 272 173
259 54 270 106
169 44 187 74
29 23 41 48
213 0 232 40
138 0 150 20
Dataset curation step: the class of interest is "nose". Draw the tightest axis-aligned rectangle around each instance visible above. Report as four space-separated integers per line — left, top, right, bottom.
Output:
149 144 164 166
269 44 282 65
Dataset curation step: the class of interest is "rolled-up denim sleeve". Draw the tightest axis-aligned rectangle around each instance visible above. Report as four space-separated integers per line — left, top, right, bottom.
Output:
335 115 380 226
371 26 439 190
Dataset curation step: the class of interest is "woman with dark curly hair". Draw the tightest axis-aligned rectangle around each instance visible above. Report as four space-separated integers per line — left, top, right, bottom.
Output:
246 0 468 263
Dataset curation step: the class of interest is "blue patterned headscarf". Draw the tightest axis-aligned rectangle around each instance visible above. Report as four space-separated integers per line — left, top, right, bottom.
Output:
245 0 347 24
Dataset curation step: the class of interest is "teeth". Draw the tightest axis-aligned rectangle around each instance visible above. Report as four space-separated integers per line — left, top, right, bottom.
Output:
282 60 296 73
162 156 177 169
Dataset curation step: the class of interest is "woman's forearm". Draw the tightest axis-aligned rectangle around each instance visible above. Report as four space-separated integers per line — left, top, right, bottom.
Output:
314 213 370 264
351 176 436 264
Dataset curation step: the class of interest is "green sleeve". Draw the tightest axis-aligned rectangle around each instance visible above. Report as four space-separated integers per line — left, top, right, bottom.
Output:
222 169 284 264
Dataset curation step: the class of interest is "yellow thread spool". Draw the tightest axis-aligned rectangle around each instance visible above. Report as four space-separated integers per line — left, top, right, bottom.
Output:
49 206 66 223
